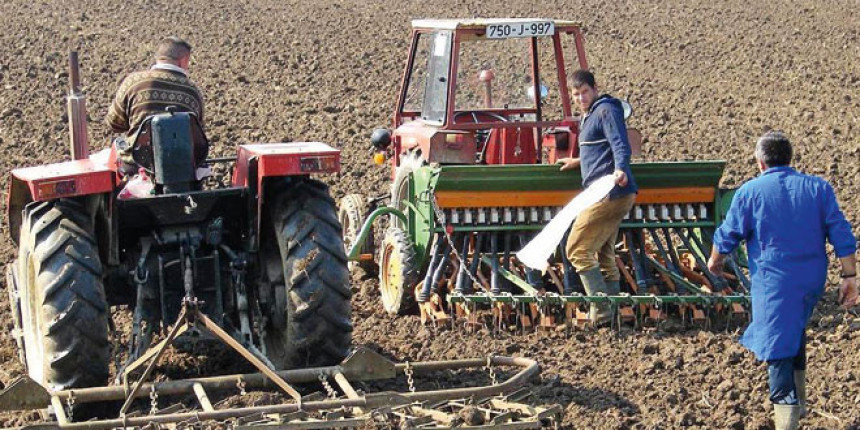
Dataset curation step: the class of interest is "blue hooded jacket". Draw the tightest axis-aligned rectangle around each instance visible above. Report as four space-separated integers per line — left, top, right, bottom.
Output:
578 95 638 199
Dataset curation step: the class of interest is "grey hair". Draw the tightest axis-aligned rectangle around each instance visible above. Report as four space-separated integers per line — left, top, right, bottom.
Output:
755 131 792 167
155 37 192 62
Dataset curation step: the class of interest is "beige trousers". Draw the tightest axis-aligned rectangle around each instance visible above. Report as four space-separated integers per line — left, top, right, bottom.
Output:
565 193 636 281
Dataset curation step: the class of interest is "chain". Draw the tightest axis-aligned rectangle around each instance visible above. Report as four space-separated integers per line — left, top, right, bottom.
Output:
404 361 415 393
317 373 338 399
485 356 498 385
66 391 75 423
429 194 484 289
149 386 159 415
236 377 247 396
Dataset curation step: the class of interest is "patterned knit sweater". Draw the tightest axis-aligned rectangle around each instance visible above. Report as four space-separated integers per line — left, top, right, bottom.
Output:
106 68 204 135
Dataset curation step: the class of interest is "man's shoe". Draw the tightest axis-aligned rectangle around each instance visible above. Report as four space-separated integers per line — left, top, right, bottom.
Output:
794 370 807 417
773 404 801 430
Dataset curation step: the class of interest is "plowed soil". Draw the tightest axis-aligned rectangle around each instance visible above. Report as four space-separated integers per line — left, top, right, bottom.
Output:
1 0 858 429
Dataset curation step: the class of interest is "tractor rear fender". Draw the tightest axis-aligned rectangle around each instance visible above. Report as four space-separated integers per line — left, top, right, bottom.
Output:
6 158 116 244
231 142 341 249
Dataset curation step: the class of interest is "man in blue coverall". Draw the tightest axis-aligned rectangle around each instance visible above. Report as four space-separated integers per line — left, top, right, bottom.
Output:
558 69 638 325
707 131 858 430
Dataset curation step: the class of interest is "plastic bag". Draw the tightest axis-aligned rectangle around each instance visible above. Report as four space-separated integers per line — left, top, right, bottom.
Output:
118 168 154 199
516 175 616 270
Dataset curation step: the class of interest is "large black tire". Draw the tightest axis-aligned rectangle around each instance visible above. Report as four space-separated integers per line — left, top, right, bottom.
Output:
338 193 376 273
14 199 109 391
261 179 352 368
378 226 420 315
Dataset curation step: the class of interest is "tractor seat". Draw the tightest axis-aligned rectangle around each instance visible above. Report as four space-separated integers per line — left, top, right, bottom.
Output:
131 109 209 194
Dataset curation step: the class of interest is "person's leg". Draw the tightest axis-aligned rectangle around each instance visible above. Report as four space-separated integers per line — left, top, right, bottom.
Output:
566 203 603 274
769 358 797 404
567 195 633 324
566 201 611 323
597 231 620 283
597 194 635 285
769 358 801 430
793 332 808 417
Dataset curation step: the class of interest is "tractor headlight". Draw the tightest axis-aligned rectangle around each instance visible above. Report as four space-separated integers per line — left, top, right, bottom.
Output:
371 128 392 150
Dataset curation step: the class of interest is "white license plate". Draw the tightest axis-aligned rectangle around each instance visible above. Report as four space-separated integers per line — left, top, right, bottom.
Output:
486 21 555 39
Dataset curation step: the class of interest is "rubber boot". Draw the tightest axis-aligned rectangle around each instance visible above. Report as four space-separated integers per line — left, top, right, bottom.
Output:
794 370 807 417
773 404 801 430
579 268 612 325
605 279 621 296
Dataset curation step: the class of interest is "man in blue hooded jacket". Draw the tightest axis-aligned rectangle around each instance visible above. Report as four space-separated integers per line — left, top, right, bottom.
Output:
558 70 638 324
707 131 857 430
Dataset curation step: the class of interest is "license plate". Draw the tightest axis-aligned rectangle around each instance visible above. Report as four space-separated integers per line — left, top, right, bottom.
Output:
486 21 554 39
300 155 338 173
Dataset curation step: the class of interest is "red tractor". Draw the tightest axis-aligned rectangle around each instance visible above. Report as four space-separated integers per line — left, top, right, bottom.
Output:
4 53 351 397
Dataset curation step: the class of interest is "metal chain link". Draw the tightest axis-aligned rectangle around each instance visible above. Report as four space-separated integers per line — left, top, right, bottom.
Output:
66 391 75 423
236 377 247 396
429 194 484 289
317 373 338 399
149 386 159 415
484 356 498 385
404 361 416 393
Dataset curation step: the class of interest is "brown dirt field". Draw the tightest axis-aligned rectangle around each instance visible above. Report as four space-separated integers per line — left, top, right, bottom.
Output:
1 0 859 428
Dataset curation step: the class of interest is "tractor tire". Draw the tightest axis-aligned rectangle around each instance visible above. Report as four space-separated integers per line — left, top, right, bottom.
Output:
14 199 110 391
378 226 420 315
338 193 376 273
261 179 352 368
390 151 426 229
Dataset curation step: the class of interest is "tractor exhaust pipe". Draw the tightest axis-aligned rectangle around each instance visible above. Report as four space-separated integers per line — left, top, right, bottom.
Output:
67 51 89 160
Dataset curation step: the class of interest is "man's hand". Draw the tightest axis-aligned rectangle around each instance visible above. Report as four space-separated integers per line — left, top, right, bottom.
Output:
838 277 858 309
613 169 628 186
707 254 725 278
558 157 581 172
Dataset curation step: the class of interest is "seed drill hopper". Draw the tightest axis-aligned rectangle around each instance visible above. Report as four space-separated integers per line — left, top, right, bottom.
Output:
342 18 751 330
0 52 560 428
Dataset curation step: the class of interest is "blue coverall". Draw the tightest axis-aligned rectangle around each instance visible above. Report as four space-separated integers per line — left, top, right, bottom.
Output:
713 165 856 402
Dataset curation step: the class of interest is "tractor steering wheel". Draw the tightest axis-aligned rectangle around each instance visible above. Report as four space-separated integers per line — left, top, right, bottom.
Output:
452 111 510 124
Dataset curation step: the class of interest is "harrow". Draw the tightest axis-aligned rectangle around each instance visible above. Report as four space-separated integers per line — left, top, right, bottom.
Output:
0 319 560 429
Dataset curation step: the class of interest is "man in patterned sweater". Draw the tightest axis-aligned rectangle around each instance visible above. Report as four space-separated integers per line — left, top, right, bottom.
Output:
106 37 204 170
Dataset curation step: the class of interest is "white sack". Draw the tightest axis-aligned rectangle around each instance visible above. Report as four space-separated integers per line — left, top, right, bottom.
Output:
515 174 616 270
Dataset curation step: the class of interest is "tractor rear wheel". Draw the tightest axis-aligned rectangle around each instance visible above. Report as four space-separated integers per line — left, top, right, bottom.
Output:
378 226 419 315
261 179 352 368
14 199 110 391
338 193 376 273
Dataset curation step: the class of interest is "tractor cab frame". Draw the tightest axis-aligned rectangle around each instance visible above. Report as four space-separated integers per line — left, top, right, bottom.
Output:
385 19 589 167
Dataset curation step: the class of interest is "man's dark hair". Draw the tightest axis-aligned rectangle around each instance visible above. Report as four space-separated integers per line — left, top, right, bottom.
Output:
570 69 596 89
755 131 793 167
155 37 192 62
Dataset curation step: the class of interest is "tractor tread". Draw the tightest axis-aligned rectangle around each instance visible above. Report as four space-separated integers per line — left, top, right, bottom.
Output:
262 179 352 368
16 199 109 392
